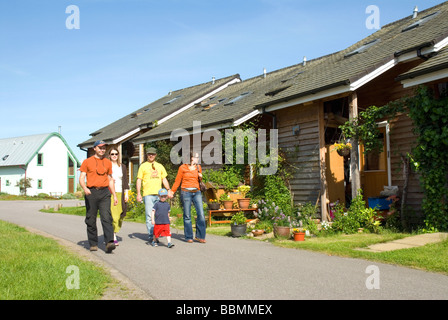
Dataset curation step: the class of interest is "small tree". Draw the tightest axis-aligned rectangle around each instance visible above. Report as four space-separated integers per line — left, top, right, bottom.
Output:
16 178 33 196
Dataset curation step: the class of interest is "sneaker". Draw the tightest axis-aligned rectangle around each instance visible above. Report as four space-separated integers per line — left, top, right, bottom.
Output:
105 241 116 253
90 245 98 252
151 241 158 247
167 242 175 248
114 240 119 246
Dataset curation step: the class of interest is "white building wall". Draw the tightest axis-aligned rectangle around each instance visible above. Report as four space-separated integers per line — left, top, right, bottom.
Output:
26 136 69 196
0 167 24 195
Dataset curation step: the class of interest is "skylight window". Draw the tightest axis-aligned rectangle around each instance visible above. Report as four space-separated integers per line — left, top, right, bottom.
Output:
224 92 252 106
265 86 291 97
402 11 440 32
344 39 380 58
163 95 182 105
281 72 304 83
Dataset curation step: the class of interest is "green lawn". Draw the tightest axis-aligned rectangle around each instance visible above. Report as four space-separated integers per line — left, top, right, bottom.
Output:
0 220 113 300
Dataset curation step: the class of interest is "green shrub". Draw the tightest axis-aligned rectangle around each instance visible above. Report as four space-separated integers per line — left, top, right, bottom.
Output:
331 190 382 234
61 193 77 199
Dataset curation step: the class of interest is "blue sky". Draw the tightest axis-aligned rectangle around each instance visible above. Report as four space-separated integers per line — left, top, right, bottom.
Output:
0 0 444 163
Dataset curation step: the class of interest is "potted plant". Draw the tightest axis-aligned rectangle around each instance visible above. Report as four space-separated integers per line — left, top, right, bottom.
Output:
237 185 251 209
251 221 269 237
207 199 220 210
219 193 233 210
292 228 306 241
333 140 352 157
230 211 247 237
272 212 291 238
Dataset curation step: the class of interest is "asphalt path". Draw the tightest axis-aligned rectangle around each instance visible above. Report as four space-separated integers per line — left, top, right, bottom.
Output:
1 200 448 300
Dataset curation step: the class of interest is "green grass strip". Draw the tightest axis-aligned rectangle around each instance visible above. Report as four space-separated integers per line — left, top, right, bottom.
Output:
0 220 112 300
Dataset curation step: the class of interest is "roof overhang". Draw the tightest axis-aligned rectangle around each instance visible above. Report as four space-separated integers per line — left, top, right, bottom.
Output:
78 77 241 149
134 119 235 144
256 37 448 113
398 67 448 88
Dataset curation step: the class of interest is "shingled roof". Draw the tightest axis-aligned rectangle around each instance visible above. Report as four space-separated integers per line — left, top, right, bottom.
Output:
78 74 241 149
255 1 448 110
133 64 311 143
135 2 448 143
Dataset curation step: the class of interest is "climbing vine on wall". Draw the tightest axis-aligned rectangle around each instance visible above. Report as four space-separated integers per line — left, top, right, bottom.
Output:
340 85 448 231
339 103 405 154
406 86 448 231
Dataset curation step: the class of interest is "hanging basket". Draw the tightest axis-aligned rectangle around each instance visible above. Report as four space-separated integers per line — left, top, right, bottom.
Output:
337 147 351 157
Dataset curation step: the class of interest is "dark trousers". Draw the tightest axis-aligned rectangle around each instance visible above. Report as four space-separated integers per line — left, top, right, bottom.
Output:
84 188 114 246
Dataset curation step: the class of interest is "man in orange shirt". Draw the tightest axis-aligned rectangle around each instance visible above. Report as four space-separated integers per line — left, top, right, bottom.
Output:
79 140 118 253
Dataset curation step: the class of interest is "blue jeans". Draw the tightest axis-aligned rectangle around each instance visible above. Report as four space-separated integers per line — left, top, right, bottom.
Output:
181 190 206 240
144 195 159 240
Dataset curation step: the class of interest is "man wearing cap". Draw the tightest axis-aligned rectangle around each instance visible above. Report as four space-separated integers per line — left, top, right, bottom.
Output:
79 140 118 253
136 147 171 242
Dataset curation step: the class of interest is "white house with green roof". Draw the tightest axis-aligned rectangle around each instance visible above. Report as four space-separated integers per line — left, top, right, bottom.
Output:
0 133 80 196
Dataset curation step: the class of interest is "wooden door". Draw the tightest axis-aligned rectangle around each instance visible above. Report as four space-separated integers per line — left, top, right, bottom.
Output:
325 145 346 205
68 178 75 193
360 127 388 199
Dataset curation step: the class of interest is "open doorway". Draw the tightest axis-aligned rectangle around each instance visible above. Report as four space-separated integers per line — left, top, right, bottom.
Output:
360 121 391 199
324 97 350 208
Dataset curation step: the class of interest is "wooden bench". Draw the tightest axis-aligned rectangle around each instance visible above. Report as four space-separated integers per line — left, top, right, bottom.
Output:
208 208 257 227
49 192 63 198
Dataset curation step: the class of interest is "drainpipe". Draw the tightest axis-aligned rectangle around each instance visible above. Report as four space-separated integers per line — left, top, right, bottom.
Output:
417 48 430 61
261 107 277 129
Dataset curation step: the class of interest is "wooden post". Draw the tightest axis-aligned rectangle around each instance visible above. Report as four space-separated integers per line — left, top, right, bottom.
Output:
318 101 329 221
118 144 123 164
349 92 361 199
139 143 145 164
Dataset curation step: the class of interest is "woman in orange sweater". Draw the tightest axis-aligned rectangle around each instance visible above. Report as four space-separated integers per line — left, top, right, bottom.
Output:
170 152 206 243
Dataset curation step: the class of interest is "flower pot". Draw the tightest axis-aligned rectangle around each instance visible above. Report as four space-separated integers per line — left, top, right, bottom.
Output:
252 229 264 237
337 148 350 157
231 224 247 237
208 202 220 210
293 232 305 241
237 198 250 209
273 226 291 238
222 200 233 210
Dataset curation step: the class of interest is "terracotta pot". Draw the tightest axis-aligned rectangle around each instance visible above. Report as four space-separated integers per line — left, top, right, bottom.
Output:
222 200 233 210
237 198 250 209
252 229 264 237
273 226 291 238
293 232 305 241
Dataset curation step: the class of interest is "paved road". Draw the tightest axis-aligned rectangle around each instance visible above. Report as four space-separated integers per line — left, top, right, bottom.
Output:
1 200 448 300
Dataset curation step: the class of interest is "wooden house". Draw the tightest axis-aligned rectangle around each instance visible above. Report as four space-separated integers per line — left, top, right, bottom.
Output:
134 2 448 220
80 2 448 221
78 75 241 181
253 2 448 219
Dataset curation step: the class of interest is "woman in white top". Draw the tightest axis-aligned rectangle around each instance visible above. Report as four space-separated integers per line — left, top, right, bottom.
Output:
109 148 129 245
